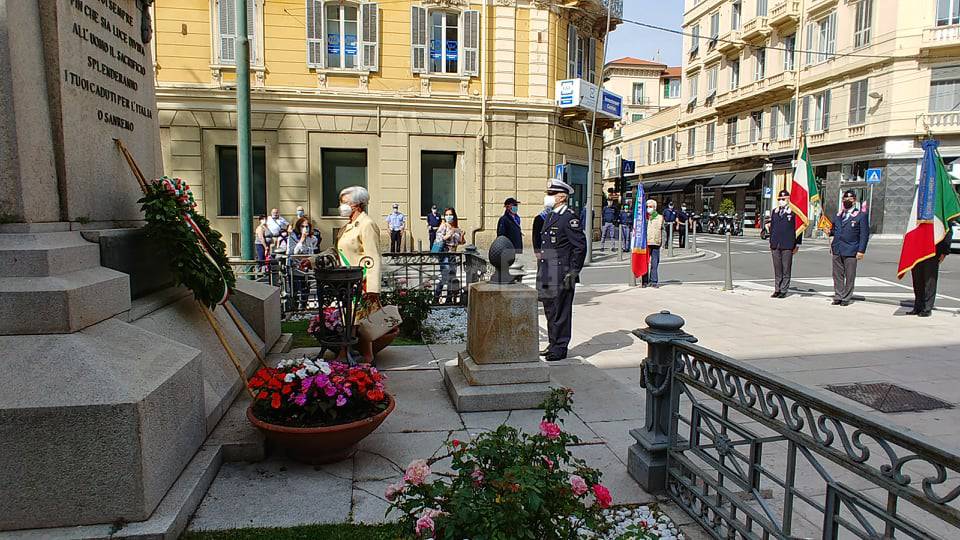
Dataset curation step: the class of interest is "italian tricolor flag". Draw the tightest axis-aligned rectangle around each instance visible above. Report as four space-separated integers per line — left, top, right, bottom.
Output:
897 139 960 279
789 138 819 238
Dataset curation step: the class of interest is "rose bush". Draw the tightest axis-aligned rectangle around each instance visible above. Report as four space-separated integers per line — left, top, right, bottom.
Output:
387 388 614 539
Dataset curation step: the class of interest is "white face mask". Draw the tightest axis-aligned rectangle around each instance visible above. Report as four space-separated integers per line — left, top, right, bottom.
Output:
444 215 455 223
778 199 788 208
339 204 353 217
302 227 310 235
647 207 654 215
543 195 556 209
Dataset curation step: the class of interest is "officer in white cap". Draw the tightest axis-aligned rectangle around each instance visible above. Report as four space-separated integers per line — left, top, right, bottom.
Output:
536 178 587 361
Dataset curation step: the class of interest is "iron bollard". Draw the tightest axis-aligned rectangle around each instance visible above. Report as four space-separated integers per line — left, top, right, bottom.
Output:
418 239 423 252
667 225 674 258
690 221 697 253
628 311 697 493
723 232 734 290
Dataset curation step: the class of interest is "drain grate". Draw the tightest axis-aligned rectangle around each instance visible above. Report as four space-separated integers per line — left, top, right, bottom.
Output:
825 382 953 413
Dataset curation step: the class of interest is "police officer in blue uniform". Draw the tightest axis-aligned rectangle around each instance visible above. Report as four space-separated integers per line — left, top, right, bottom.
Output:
537 178 587 361
769 189 802 298
426 205 442 248
828 190 870 306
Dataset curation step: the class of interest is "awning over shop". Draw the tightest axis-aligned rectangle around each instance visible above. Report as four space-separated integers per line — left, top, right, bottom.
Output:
706 173 736 188
726 171 762 189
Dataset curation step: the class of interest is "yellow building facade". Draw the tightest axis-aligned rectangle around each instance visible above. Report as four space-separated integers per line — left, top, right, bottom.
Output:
153 0 621 253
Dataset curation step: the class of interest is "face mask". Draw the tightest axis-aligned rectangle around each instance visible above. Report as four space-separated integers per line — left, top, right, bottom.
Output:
511 205 518 213
339 204 353 217
444 215 454 223
296 210 305 217
647 207 654 215
302 227 310 235
843 200 854 209
271 214 279 219
543 195 556 209
778 199 788 208
681 206 687 211
431 208 437 213
393 207 399 213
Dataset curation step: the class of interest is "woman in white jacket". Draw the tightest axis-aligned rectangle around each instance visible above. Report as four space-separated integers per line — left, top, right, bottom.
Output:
644 200 664 288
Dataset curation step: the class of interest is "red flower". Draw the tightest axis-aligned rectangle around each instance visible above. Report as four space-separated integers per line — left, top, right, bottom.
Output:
281 384 293 395
250 377 265 388
257 391 268 400
270 393 282 409
366 389 385 402
452 439 461 448
591 484 612 508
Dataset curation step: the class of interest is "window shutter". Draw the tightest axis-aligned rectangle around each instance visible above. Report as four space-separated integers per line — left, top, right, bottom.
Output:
804 22 814 65
463 9 480 76
219 0 237 64
822 89 832 130
770 105 779 140
306 0 324 68
787 99 796 137
567 23 577 79
361 3 379 71
410 5 427 74
826 12 837 57
589 38 598 84
848 82 858 124
802 95 810 133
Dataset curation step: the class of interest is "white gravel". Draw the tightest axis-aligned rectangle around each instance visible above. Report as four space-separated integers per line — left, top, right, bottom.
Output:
578 506 683 540
424 307 467 344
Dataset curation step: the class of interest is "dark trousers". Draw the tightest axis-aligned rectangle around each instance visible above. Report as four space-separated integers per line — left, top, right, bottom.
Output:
292 275 309 309
641 245 661 285
428 227 438 248
911 257 940 313
832 254 858 302
390 230 402 252
771 249 794 294
677 225 687 248
542 286 575 357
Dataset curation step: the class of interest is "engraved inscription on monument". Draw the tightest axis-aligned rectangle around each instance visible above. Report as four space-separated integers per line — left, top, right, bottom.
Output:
43 0 160 221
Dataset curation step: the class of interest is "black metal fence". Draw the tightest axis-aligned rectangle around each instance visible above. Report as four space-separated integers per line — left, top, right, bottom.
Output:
629 312 960 539
228 249 489 318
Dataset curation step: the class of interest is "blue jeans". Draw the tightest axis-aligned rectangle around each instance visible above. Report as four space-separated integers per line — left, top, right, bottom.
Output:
621 225 632 251
600 223 616 248
643 246 661 285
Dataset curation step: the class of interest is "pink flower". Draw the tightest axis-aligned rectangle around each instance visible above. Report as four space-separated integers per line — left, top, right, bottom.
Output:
539 420 561 440
569 475 588 496
384 482 404 501
542 456 555 471
470 468 484 486
335 394 347 407
403 459 431 486
415 515 434 537
592 483 612 508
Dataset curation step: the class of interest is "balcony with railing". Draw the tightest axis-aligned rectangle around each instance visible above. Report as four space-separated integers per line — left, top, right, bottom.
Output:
717 28 744 55
769 0 800 29
921 24 960 51
741 16 771 44
917 112 960 134
716 71 797 113
728 140 771 159
807 0 838 18
599 0 623 19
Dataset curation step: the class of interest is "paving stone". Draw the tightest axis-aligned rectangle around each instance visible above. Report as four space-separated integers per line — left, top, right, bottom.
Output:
460 408 602 443
354 430 468 482
374 345 440 371
585 419 640 464
188 458 353 531
379 369 464 433
352 479 398 525
570 444 654 506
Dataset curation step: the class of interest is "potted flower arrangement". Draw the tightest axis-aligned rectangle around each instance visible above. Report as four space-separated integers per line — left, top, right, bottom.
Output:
386 388 618 539
246 356 394 464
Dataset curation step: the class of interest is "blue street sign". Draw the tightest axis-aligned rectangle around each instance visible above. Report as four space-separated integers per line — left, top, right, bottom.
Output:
764 186 772 198
555 163 567 180
865 168 882 184
620 159 636 176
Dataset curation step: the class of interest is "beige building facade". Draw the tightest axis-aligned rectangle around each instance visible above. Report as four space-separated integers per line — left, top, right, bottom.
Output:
606 0 960 234
153 0 621 254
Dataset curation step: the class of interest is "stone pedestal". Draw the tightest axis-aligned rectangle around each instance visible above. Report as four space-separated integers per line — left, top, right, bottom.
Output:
442 282 552 412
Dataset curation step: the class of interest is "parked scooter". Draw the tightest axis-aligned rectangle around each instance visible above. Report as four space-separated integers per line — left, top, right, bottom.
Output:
731 213 744 236
759 210 772 240
706 212 719 234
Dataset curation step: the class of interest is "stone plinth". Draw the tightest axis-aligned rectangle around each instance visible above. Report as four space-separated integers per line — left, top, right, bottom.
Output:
443 282 552 412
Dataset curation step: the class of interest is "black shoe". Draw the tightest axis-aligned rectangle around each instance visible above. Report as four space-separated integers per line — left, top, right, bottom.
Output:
771 292 780 298
539 348 549 356
905 309 921 315
544 353 567 362
831 299 842 305
918 311 932 318
840 300 851 306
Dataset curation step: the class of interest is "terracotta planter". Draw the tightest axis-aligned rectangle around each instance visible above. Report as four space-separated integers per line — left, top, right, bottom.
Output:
247 394 396 465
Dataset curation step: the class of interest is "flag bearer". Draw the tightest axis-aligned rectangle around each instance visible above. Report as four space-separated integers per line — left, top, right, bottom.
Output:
769 190 801 298
828 190 870 306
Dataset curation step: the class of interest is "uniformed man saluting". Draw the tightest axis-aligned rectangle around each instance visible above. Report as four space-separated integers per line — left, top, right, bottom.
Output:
536 178 587 361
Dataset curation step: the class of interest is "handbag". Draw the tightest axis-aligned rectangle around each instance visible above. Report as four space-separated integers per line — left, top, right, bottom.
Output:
358 305 403 342
430 240 445 253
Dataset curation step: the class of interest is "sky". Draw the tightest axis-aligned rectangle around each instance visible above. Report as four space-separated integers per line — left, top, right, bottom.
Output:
605 1 683 67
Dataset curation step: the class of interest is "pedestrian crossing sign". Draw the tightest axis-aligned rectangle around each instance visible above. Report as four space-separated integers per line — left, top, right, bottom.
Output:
865 168 882 184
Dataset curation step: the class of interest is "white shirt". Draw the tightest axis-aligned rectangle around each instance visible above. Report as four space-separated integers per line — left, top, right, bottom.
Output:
266 215 288 236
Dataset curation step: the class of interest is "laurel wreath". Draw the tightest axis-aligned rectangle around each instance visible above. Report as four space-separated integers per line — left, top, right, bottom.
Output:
138 177 236 308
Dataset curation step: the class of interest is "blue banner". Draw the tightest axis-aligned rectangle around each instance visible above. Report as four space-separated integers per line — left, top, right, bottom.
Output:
631 184 647 252
430 39 442 60
345 34 357 55
327 33 340 54
445 40 458 60
918 139 939 222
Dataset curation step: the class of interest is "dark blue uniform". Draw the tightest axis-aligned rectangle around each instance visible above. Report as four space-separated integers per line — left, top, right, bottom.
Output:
769 207 801 296
829 208 869 303
427 211 442 247
497 211 523 253
619 209 633 251
537 206 587 359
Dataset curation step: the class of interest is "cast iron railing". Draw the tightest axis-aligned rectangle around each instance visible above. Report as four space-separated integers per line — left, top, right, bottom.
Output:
382 249 489 307
629 311 960 539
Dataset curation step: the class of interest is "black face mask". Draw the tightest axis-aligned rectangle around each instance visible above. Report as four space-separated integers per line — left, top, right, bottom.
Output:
843 200 855 209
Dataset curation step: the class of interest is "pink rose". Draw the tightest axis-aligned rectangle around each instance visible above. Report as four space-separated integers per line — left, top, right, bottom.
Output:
542 456 555 471
384 482 404 501
592 483 612 508
569 474 588 496
539 420 561 440
471 468 484 486
415 515 434 537
403 459 431 486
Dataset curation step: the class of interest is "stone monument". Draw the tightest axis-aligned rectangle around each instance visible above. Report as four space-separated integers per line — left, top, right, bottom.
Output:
442 237 553 411
0 1 278 535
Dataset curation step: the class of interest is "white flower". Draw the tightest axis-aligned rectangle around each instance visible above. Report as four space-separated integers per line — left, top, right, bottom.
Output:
306 365 319 374
295 368 308 379
317 361 332 375
283 373 295 383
